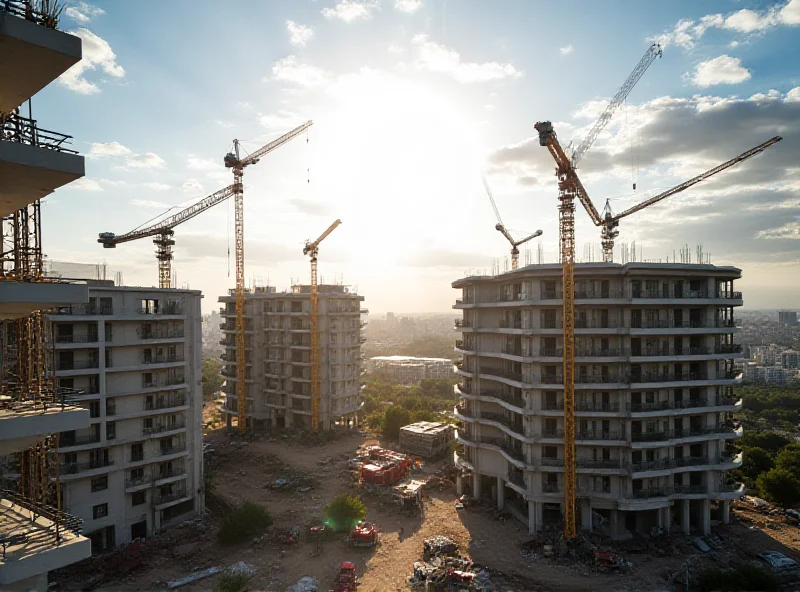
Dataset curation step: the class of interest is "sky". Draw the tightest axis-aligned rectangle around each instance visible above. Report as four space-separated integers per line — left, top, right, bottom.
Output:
30 0 800 313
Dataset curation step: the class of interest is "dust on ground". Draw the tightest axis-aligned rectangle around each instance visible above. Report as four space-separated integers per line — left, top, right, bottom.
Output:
55 427 800 592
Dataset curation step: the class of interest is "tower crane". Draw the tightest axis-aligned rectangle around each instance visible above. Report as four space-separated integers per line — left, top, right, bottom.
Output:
224 120 314 433
534 43 661 539
482 175 543 270
303 219 342 431
98 183 241 288
598 135 782 261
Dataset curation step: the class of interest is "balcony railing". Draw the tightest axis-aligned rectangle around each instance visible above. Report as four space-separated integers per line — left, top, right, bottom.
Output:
575 319 619 329
477 390 525 409
154 489 188 505
0 489 83 540
632 371 709 383
577 458 625 470
542 482 561 493
59 459 114 475
672 485 707 495
0 110 76 152
141 355 185 365
575 348 625 357
53 304 113 316
717 291 743 300
144 396 186 410
575 402 620 413
633 347 711 357
56 359 99 371
542 429 565 439
577 430 625 441
55 334 99 344
137 305 185 315
156 467 187 481
631 426 738 442
716 344 742 354
628 487 671 499
142 377 185 389
158 444 187 456
138 329 185 340
60 433 101 447
143 420 187 435
499 319 522 329
125 474 154 489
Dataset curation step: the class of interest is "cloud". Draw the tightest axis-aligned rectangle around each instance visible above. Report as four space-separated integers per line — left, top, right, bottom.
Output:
402 248 491 268
126 153 165 169
132 199 171 209
271 56 327 87
286 20 314 46
559 44 574 55
142 182 171 191
290 198 330 216
691 55 751 87
395 0 422 13
58 29 124 94
411 35 522 83
259 109 306 130
88 141 131 158
176 234 301 264
213 119 234 128
321 0 379 22
651 0 800 50
187 156 218 171
64 2 105 24
388 43 405 54
182 179 204 193
757 220 800 239
71 178 104 191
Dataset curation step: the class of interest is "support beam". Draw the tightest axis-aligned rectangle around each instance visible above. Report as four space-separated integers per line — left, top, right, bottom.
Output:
682 500 690 534
496 476 505 511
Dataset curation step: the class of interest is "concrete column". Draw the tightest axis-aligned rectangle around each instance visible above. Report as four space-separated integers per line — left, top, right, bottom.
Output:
701 499 711 535
226 414 232 431
581 499 592 532
661 507 671 532
472 473 481 499
682 500 691 534
284 413 291 429
610 509 619 540
528 501 541 534
497 476 505 511
271 413 277 429
722 500 731 524
456 474 464 496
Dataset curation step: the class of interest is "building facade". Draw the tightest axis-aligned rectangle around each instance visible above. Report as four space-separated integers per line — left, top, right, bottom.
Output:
218 285 366 431
778 311 798 326
50 285 204 552
368 356 454 384
452 263 744 539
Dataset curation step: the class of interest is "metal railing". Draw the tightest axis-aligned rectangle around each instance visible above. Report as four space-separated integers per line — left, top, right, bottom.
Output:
141 354 185 365
633 346 711 357
499 319 522 329
142 376 185 389
53 304 113 316
577 430 625 441
632 371 709 383
136 305 185 315
631 426 738 442
0 0 62 29
60 433 101 447
628 487 671 499
138 328 185 340
144 396 186 410
154 489 188 505
158 444 187 456
542 482 561 493
575 319 619 329
143 420 187 435
575 401 621 412
56 359 99 371
55 334 99 344
0 489 82 543
125 474 154 489
59 459 114 475
577 458 625 470
1 109 75 152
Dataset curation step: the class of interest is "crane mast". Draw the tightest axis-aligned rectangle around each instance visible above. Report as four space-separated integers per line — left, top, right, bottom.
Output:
482 175 543 269
599 135 783 261
303 219 342 430
224 121 314 433
535 44 661 539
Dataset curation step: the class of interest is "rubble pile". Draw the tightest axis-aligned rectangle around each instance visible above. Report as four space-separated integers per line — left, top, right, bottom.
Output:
267 471 317 493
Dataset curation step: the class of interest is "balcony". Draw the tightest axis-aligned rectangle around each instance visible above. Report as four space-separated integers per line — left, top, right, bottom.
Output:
143 420 187 436
59 459 113 475
144 396 186 411
125 474 154 489
631 426 741 443
158 444 187 457
142 377 185 389
575 348 626 358
574 319 620 329
59 433 101 448
498 319 522 329
632 371 709 384
628 487 671 499
56 359 99 371
141 354 185 365
542 482 562 494
576 430 625 441
138 328 185 340
633 347 711 357
55 333 99 344
154 489 188 506
137 305 185 316
575 402 620 413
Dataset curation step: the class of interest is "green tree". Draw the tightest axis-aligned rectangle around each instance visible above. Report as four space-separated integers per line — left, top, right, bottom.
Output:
324 493 366 532
740 430 791 455
383 406 412 440
738 447 774 484
758 468 800 508
218 502 272 545
202 358 224 399
775 444 800 474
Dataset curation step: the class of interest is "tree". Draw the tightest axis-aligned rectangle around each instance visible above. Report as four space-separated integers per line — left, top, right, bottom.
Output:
324 493 366 532
775 444 800 474
218 502 272 545
202 358 224 399
738 447 774 484
740 430 791 455
758 468 800 508
383 406 412 440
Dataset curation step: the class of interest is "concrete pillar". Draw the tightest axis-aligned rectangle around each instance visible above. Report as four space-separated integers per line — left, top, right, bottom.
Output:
610 509 619 540
722 500 731 524
661 507 671 532
528 500 540 534
472 473 481 499
581 499 592 532
226 414 232 431
701 499 711 535
284 413 291 429
682 500 691 534
456 474 464 496
497 476 505 511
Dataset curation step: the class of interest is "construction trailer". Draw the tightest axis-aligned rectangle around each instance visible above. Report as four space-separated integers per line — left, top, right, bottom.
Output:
399 421 455 458
359 446 413 487
393 479 425 512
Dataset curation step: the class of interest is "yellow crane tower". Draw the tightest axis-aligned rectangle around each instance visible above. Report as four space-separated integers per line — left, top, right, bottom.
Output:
535 44 662 538
482 175 543 270
224 121 313 433
303 219 342 431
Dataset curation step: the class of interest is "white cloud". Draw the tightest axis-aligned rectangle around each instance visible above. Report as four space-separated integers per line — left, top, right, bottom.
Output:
786 86 800 103
388 43 405 54
286 20 314 46
652 0 800 50
757 220 800 239
411 35 522 83
142 182 171 191
322 1 379 22
126 153 165 168
64 2 105 24
88 141 131 158
395 0 422 13
271 56 327 87
213 119 234 128
728 40 740 48
71 178 104 191
691 55 751 87
187 156 218 170
58 29 124 94
259 109 305 130
182 179 204 193
559 44 574 55
132 199 171 209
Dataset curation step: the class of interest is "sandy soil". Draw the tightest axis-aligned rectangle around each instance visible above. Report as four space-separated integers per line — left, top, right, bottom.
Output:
68 424 800 592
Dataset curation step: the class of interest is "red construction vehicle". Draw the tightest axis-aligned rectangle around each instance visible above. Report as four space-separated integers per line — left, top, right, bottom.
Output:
347 522 378 548
332 561 358 592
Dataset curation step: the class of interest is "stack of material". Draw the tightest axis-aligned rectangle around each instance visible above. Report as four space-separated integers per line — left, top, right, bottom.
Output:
399 422 455 458
410 555 480 591
423 535 459 560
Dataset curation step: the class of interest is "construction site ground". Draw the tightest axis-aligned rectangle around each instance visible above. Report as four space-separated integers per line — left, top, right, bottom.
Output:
61 427 800 592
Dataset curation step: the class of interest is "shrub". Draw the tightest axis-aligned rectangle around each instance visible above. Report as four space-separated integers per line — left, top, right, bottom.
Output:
758 468 800 508
325 493 366 533
216 573 250 592
218 502 272 545
695 563 778 592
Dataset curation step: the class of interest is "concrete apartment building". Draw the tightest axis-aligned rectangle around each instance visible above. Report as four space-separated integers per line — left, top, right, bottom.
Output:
368 356 454 384
1 3 95 589
218 285 366 431
50 285 204 552
452 262 744 539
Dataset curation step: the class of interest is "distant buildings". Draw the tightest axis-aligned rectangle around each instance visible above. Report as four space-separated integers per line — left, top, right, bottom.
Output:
778 311 798 326
736 343 800 384
368 356 454 384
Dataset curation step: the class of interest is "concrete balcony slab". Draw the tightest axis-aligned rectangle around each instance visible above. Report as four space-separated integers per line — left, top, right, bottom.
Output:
0 140 85 216
0 405 89 455
0 281 87 319
0 9 82 113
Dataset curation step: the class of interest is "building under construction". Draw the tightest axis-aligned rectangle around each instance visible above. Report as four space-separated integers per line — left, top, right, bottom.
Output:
218 284 367 431
452 262 744 539
399 421 455 458
1 2 93 589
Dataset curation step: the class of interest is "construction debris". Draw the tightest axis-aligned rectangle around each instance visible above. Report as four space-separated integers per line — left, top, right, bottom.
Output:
399 421 455 458
423 535 460 560
166 566 221 589
288 575 319 592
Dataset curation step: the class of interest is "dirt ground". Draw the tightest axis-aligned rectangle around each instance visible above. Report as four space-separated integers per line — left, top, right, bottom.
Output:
58 425 800 592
